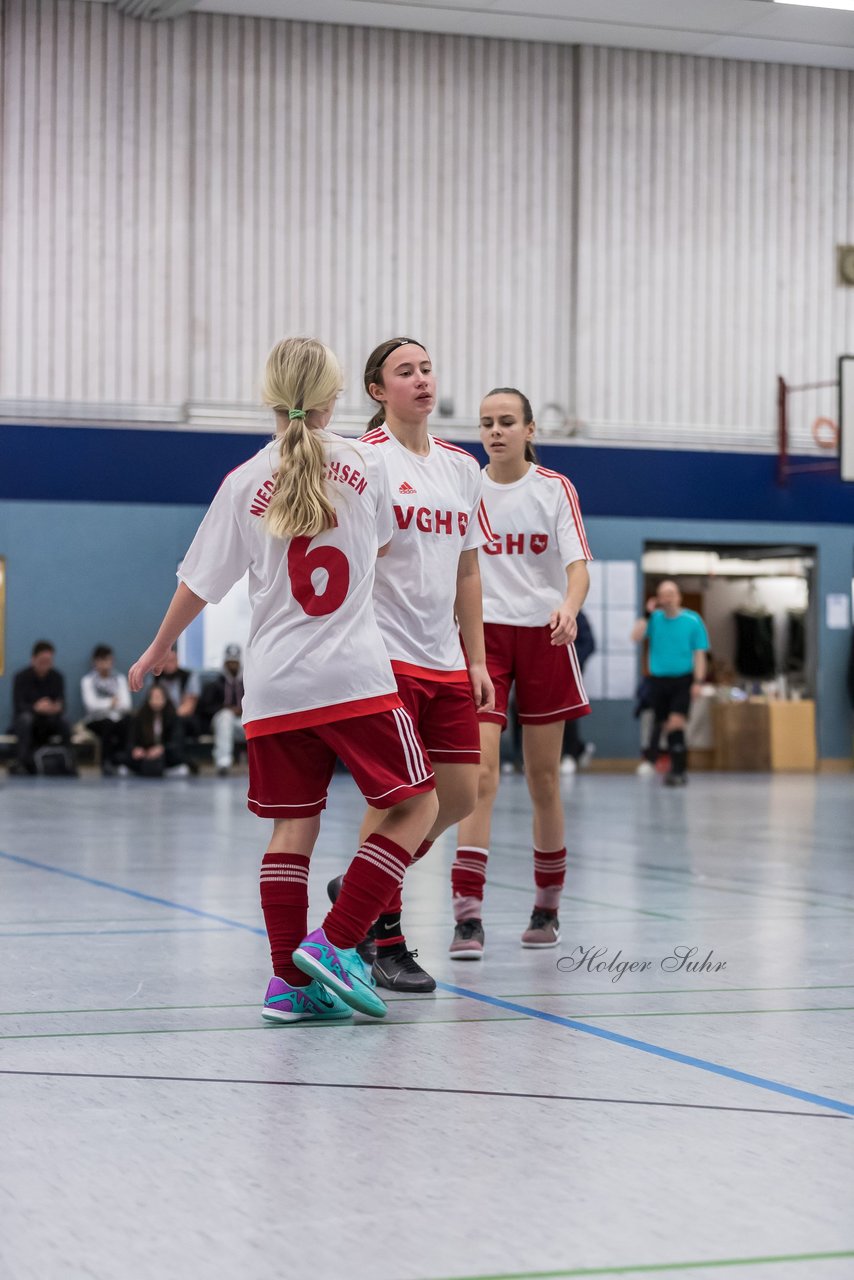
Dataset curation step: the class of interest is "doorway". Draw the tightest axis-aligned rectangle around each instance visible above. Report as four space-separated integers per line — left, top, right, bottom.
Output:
641 541 817 769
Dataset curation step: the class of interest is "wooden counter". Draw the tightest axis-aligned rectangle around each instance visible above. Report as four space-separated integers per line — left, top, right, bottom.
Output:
713 700 816 772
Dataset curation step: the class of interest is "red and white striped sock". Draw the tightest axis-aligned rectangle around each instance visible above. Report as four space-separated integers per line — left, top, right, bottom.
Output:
379 838 433 917
451 846 488 922
259 852 310 985
533 846 567 912
375 839 434 949
323 834 412 950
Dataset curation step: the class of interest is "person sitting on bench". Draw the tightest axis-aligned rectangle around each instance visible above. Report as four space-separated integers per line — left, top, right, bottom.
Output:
9 640 75 776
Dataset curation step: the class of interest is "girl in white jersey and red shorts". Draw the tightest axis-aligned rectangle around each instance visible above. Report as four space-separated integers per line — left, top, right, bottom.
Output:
449 387 592 959
129 339 438 1023
328 337 495 994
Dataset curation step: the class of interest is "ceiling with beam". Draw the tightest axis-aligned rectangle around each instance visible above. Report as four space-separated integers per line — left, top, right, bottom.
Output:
94 1 854 70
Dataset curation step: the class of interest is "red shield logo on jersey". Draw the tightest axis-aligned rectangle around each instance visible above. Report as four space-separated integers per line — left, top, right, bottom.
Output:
531 533 549 555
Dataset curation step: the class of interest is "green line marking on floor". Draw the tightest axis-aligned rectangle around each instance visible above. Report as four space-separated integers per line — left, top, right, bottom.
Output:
2 984 852 1018
0 1003 260 1017
0 1015 527 1041
565 1005 854 1020
498 985 854 999
1 1005 849 1038
430 1247 854 1279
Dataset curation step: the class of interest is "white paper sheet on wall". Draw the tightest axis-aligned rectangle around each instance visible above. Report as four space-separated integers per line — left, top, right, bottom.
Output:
605 654 637 699
825 593 851 631
605 561 637 606
581 561 639 699
605 607 637 653
585 606 605 645
581 652 604 699
585 560 604 608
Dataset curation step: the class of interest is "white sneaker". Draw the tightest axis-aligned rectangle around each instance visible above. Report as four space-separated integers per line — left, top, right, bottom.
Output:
636 760 655 777
165 763 190 778
560 755 577 775
579 743 596 769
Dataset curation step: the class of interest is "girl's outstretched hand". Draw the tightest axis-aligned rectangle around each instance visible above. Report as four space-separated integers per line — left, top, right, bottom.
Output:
129 643 172 692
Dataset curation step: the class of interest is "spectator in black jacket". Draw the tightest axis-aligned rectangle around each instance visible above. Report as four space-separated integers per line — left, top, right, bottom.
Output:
198 644 245 776
9 640 74 776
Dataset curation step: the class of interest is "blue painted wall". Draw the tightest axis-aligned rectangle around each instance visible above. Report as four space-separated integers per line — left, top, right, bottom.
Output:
1 424 851 758
0 500 205 727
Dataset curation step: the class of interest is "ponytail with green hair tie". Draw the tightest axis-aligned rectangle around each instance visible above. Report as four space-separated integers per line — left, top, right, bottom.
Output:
288 408 307 421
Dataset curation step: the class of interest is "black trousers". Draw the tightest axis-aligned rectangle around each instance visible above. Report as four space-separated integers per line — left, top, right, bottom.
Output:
13 711 72 769
87 716 132 767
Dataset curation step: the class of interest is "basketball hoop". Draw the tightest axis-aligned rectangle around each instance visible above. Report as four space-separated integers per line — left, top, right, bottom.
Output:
776 373 840 485
811 417 839 450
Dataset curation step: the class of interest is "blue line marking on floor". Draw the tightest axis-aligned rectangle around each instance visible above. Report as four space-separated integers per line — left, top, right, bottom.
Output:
435 981 854 1117
0 926 235 939
0 851 266 935
4 848 852 1118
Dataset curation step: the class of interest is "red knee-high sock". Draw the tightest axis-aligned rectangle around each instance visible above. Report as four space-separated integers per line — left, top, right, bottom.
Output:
260 852 310 985
451 846 488 922
534 847 566 912
323 834 413 950
375 838 433 948
378 838 433 917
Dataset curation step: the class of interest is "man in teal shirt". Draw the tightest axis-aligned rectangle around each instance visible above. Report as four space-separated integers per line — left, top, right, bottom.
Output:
631 580 708 786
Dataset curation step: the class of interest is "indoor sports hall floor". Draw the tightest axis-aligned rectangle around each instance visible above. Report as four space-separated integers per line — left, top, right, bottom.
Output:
1 771 852 1280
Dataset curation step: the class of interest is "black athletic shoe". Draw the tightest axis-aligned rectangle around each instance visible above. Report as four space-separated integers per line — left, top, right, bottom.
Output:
372 945 436 993
663 772 688 787
326 874 378 965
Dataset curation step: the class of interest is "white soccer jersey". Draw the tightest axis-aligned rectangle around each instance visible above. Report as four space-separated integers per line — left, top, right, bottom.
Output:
361 426 492 677
479 463 592 626
177 433 400 736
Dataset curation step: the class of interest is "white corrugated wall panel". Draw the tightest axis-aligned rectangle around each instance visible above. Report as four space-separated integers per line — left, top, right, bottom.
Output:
186 17 576 421
0 0 190 410
3 7 852 448
576 47 854 449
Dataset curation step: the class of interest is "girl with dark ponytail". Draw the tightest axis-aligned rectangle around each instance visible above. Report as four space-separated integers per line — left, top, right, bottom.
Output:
327 337 496 995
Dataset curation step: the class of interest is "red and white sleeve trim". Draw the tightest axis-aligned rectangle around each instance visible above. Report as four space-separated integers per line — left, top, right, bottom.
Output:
536 466 592 560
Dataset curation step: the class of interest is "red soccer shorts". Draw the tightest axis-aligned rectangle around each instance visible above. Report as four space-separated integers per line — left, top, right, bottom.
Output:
480 622 590 728
393 669 481 765
246 704 435 819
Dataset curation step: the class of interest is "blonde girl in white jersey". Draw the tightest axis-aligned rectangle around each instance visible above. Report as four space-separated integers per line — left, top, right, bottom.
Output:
130 338 437 1023
449 387 592 959
331 337 495 994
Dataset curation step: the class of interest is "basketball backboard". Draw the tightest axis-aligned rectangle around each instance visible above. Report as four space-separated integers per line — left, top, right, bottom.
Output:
840 355 854 482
